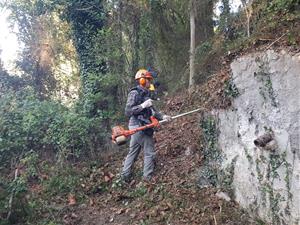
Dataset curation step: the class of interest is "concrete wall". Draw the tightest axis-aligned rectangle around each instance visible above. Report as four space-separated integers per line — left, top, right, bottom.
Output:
217 50 300 225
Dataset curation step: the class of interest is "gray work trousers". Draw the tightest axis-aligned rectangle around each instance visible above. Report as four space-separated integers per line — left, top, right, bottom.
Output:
121 125 155 180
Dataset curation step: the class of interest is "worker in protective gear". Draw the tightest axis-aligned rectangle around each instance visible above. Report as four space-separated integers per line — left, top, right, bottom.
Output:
121 69 171 182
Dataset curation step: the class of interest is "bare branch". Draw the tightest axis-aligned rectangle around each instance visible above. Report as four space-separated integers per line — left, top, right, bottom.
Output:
7 168 19 220
265 32 287 50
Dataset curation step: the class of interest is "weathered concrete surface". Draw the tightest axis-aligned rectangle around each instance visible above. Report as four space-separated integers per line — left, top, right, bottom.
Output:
218 50 300 225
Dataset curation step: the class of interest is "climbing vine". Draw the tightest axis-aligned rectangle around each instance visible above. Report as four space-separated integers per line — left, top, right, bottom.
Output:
200 116 223 187
224 77 240 98
255 151 292 224
254 55 278 107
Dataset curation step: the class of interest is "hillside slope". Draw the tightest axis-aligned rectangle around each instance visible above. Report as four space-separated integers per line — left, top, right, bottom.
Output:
57 70 257 225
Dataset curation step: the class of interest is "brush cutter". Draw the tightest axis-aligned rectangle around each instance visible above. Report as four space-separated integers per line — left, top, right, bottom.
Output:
111 108 202 146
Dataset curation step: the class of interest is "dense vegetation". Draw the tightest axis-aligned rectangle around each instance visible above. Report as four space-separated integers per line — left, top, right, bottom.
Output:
0 0 299 224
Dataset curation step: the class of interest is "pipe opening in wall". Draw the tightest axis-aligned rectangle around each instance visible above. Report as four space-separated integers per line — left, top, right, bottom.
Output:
254 133 273 147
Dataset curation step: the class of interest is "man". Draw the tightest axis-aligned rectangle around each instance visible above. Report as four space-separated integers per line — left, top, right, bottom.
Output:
121 69 171 182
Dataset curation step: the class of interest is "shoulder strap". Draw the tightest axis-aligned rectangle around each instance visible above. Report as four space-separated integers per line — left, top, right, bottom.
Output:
130 86 147 97
130 86 138 92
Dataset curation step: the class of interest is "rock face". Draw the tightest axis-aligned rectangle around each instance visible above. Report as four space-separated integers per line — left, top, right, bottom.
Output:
218 50 300 225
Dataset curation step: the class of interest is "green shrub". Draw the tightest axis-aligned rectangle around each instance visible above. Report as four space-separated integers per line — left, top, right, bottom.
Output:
196 41 213 59
49 111 105 161
0 90 61 164
44 172 79 195
20 151 39 180
224 78 239 98
267 0 299 13
0 89 106 166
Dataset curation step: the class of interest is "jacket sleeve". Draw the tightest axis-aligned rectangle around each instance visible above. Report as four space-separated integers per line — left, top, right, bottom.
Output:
125 90 144 117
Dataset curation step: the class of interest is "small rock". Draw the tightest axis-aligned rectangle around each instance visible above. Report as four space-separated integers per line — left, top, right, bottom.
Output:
185 147 192 156
130 213 136 218
116 208 125 215
71 213 78 218
216 191 231 202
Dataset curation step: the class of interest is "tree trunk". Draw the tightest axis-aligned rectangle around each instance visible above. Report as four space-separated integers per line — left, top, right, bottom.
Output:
116 0 128 106
189 0 196 89
241 0 252 38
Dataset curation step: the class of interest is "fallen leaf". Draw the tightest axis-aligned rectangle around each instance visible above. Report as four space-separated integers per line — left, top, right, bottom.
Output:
89 198 95 206
71 213 78 218
40 174 49 180
68 194 76 205
107 171 115 178
125 208 130 213
116 208 125 215
104 175 111 182
130 213 136 218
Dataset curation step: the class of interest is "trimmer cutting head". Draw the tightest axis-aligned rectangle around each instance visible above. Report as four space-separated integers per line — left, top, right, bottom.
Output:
115 135 127 145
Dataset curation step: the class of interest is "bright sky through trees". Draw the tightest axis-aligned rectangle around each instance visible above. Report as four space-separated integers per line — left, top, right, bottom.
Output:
215 0 242 16
0 9 19 72
0 0 242 73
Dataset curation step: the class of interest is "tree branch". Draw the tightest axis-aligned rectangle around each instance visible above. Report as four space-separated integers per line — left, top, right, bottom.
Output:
265 32 287 50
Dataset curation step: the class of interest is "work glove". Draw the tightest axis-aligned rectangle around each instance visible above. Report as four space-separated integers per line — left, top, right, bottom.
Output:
141 99 153 109
162 115 172 122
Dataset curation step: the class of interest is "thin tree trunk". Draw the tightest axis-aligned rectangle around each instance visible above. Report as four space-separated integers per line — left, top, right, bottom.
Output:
247 15 250 37
189 0 196 89
241 0 252 37
116 0 127 106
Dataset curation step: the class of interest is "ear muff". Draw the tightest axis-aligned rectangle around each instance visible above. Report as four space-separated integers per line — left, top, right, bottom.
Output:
139 78 146 86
